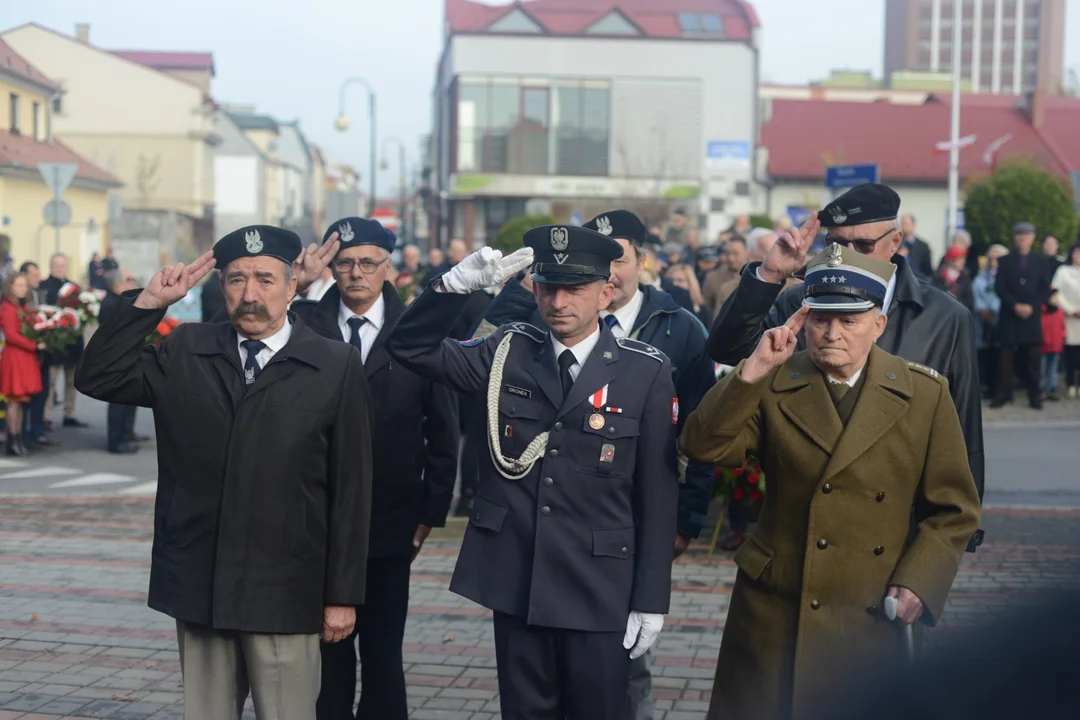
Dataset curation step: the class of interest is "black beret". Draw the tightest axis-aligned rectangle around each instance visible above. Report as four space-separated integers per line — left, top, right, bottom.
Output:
584 210 647 247
324 217 396 254
1013 221 1036 235
524 224 623 286
213 225 302 270
818 183 901 228
696 245 723 262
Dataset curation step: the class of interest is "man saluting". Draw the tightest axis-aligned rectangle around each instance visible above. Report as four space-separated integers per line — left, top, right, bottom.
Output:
76 227 373 720
387 226 680 719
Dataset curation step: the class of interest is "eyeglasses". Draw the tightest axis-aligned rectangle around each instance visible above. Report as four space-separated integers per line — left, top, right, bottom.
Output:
825 228 897 255
333 257 389 275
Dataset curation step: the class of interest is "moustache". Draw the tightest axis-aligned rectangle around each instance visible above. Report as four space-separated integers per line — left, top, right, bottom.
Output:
232 302 270 320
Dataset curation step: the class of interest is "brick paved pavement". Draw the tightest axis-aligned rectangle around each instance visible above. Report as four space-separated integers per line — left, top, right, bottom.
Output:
0 497 1077 719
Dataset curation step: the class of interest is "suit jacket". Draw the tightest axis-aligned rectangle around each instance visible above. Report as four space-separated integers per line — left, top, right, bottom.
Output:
387 287 679 632
289 282 459 557
681 347 981 720
995 252 1053 346
76 297 374 633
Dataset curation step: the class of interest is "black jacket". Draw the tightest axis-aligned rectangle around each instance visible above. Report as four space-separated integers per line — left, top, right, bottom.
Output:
708 256 985 506
481 281 717 538
995 252 1053 346
76 298 374 633
903 236 934 281
40 275 84 365
388 289 678 632
288 282 459 557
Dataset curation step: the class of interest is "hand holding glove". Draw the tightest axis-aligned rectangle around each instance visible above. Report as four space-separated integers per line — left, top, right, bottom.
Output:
440 247 535 294
623 611 664 659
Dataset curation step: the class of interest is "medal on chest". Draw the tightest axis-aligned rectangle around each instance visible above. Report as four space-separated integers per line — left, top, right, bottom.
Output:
589 385 609 430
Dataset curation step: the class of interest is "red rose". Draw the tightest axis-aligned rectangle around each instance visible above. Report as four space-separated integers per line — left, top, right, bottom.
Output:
733 487 745 501
750 489 763 502
156 321 171 336
59 314 72 328
747 473 760 485
165 316 179 329
732 468 743 477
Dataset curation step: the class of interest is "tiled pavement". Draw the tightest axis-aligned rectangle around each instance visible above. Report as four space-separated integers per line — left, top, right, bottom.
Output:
0 497 1078 719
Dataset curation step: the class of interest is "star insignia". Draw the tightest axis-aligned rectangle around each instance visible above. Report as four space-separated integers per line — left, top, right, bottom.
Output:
835 275 847 284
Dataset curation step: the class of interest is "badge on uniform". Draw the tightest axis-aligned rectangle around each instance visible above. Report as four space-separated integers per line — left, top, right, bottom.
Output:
505 425 513 438
245 367 256 385
589 384 609 430
600 443 615 463
459 337 484 347
505 385 532 399
672 398 679 425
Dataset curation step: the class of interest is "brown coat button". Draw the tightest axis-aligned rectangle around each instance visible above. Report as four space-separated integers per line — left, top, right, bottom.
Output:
822 483 832 494
817 538 828 550
876 492 886 502
875 545 885 555
810 599 821 610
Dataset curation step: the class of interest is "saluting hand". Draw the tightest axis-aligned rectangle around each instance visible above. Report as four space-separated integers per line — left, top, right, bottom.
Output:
742 306 809 383
760 215 821 284
134 251 216 310
294 233 342 294
440 247 535 294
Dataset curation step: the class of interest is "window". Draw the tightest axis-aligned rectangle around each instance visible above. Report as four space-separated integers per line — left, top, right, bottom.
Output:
52 94 62 115
8 93 18 134
488 9 543 33
455 77 610 178
678 12 724 36
677 12 702 32
587 11 639 36
32 101 42 141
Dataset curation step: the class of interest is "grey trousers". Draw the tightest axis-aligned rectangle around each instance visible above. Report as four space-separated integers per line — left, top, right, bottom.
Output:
627 649 655 720
176 620 321 720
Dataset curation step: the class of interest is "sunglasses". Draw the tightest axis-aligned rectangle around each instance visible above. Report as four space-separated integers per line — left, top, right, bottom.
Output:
825 228 897 255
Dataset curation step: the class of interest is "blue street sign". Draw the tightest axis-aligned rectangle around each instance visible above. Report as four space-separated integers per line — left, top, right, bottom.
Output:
825 164 880 190
569 212 582 226
947 208 966 232
706 140 751 163
787 206 812 227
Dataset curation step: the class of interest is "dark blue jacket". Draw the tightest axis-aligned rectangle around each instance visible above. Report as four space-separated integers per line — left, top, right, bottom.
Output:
483 280 717 538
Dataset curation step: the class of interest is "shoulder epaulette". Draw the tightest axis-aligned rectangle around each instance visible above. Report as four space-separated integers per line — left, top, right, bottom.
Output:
504 322 546 343
908 362 942 381
616 337 666 363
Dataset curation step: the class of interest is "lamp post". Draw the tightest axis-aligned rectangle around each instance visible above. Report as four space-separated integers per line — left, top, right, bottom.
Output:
335 77 377 217
381 136 407 241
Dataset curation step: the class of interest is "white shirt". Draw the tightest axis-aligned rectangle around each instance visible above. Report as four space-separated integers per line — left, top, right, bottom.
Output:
237 319 292 370
551 324 602 382
826 366 863 388
601 289 644 339
338 292 385 364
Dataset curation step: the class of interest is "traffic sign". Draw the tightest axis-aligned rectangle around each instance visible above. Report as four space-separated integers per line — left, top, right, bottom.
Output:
370 206 400 232
38 162 79 197
825 164 879 191
43 199 72 228
569 213 582 226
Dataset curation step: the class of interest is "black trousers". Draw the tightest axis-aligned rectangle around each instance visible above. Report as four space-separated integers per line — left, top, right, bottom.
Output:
106 404 137 451
493 612 630 720
24 361 49 439
316 555 411 720
995 344 1042 405
977 347 999 396
1064 345 1080 387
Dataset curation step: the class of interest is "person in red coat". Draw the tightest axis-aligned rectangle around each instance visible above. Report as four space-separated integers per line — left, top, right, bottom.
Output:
1041 290 1067 401
1 272 44 456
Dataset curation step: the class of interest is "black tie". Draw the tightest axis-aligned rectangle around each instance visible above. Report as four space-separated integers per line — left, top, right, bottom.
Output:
558 349 576 399
604 314 619 331
241 339 267 389
347 316 367 358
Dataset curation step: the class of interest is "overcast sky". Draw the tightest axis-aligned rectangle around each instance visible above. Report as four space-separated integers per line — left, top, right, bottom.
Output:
2 0 1078 198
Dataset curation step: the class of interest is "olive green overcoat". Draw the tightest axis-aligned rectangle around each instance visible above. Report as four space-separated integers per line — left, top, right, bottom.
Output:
680 346 981 720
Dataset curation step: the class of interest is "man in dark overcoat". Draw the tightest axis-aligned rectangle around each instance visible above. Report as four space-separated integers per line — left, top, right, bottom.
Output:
40 252 86 429
288 218 459 720
75 226 373 719
387 226 680 719
991 222 1054 410
100 268 139 454
708 183 985 551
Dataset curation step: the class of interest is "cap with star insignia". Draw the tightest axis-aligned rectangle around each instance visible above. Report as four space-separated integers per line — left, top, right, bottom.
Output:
213 225 302 270
324 216 396 254
524 225 623 286
583 210 647 248
817 183 901 228
802 243 896 312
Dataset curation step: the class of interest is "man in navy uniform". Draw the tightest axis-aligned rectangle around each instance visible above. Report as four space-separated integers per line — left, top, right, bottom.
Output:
294 218 459 720
387 226 680 719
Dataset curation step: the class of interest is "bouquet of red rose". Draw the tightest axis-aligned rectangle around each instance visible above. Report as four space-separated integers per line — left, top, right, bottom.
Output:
714 456 766 506
146 316 180 346
55 282 105 324
21 305 84 353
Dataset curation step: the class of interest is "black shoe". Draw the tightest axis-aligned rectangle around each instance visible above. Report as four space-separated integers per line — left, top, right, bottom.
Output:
107 442 139 454
125 433 151 443
6 434 28 457
30 435 56 447
43 421 53 432
63 418 88 428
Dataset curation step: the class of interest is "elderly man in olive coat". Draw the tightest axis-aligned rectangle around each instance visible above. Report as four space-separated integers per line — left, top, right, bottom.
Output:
681 245 981 720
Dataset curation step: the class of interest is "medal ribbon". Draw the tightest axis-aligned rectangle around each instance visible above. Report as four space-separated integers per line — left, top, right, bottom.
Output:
591 384 609 410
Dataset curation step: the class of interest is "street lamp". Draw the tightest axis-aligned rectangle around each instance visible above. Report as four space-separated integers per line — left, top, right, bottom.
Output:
381 136 407 241
335 77 377 217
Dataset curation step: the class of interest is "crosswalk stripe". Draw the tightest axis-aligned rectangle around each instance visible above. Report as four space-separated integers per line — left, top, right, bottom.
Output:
119 481 158 495
0 466 81 480
50 473 139 489
0 459 29 469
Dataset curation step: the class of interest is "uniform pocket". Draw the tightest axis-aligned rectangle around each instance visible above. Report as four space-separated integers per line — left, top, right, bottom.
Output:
580 414 640 475
592 527 636 559
498 396 543 457
733 534 773 581
468 495 509 533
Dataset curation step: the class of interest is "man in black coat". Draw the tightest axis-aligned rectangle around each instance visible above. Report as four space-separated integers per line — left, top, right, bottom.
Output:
293 218 459 720
388 226 679 719
100 268 139 454
992 222 1053 410
709 184 985 552
76 226 373 719
39 252 87 429
900 213 935 281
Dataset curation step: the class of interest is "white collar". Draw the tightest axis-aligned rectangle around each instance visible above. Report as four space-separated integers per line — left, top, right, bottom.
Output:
826 365 863 388
603 288 644 333
551 323 602 370
338 291 386 332
236 317 292 355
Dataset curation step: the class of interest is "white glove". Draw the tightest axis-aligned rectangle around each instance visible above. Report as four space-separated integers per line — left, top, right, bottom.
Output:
623 611 664 659
440 247 535 294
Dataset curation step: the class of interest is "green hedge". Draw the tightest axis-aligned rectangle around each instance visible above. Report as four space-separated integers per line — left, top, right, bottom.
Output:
964 160 1078 250
492 215 556 255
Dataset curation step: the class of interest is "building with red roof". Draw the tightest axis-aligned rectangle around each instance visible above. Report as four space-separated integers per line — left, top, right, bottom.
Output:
761 91 1080 258
428 0 760 247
